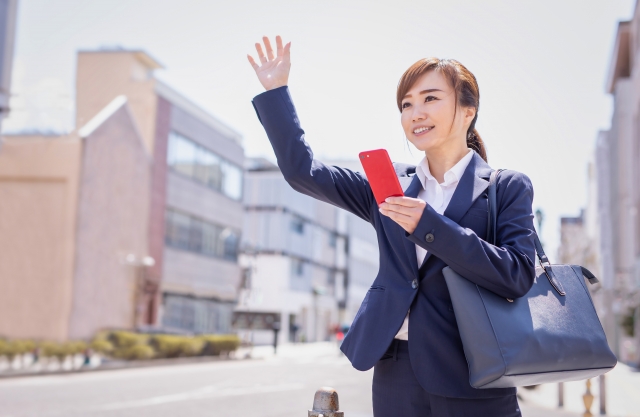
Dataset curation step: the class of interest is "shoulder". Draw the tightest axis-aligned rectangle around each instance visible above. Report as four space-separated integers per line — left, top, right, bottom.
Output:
497 169 534 199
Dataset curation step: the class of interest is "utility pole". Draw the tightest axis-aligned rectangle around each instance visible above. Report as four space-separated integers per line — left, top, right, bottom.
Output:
0 0 18 136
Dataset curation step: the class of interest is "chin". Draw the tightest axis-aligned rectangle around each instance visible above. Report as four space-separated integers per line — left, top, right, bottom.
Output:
408 137 436 153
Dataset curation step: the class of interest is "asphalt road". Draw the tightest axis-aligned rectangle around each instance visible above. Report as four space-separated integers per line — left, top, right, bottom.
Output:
0 343 578 417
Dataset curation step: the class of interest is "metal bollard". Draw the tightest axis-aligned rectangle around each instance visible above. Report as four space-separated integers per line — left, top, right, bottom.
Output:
309 387 344 417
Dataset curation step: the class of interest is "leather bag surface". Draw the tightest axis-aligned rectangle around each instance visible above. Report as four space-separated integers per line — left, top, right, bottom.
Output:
443 170 617 389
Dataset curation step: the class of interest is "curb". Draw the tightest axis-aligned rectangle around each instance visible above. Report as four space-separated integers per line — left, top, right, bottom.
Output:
0 354 255 379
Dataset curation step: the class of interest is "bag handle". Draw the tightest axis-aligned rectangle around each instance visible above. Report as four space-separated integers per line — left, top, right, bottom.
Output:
487 170 567 296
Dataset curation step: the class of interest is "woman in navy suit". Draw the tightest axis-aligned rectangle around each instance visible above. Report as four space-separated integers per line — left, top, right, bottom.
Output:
248 36 536 417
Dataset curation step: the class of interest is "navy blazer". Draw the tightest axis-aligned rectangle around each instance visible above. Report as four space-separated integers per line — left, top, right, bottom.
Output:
252 86 537 399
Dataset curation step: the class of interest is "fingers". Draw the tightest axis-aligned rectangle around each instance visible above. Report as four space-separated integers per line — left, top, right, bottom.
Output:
283 41 291 63
384 196 423 207
379 206 412 222
379 201 423 216
247 55 259 71
263 36 275 61
255 42 267 64
276 36 283 57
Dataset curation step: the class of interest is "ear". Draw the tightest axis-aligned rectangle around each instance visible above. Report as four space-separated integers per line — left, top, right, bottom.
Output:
464 106 476 123
462 106 476 131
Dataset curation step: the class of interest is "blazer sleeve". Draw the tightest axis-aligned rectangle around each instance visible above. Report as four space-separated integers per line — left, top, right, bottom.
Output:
252 86 375 222
407 170 536 299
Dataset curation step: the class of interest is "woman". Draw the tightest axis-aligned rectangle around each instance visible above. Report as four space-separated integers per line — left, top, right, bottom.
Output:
248 36 536 417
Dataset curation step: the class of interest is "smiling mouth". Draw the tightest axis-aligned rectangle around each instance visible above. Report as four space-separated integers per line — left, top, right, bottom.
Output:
413 126 434 135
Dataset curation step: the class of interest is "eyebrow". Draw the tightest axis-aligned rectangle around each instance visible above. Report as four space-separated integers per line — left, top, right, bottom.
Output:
403 89 443 99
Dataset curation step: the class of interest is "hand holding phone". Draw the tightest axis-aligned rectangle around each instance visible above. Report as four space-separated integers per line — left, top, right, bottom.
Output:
359 149 404 205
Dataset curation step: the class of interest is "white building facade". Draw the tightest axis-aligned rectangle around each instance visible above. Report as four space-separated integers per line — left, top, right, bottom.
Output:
589 10 640 364
238 159 378 345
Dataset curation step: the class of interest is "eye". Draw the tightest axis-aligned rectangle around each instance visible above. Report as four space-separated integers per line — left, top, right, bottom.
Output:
401 102 411 110
425 95 438 102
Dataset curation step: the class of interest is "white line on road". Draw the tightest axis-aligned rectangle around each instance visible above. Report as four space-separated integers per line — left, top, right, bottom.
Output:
95 382 306 412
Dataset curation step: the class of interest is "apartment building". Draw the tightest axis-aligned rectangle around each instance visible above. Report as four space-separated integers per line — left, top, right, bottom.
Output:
0 49 244 340
589 6 640 363
238 158 378 345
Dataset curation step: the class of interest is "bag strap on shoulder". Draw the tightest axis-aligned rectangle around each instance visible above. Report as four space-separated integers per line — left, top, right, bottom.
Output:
487 169 549 267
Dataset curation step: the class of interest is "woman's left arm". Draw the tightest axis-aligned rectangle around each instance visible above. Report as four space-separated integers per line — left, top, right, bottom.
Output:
381 171 536 299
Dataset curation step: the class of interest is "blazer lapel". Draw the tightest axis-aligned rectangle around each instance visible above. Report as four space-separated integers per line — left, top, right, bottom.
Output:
418 152 493 273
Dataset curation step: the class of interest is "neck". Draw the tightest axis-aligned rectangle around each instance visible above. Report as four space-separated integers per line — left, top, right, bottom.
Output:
425 143 469 183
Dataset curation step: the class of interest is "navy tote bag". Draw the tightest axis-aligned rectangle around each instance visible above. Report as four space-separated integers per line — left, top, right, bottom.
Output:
443 170 617 389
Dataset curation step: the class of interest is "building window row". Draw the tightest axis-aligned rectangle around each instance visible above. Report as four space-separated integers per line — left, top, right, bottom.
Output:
167 131 243 200
165 208 240 261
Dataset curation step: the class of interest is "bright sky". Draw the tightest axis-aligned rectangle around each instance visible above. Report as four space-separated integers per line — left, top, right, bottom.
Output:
3 0 636 258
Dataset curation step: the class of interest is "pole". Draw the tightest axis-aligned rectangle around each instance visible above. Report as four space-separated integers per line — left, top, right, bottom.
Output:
309 387 344 417
599 374 606 415
272 321 280 354
558 382 564 408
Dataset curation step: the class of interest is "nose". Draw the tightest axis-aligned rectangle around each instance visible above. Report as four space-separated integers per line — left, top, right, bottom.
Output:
411 104 427 122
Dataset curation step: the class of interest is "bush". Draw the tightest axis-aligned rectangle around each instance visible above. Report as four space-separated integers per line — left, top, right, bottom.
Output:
151 335 204 358
109 331 148 349
198 334 240 356
111 344 154 360
0 340 37 359
108 331 150 360
90 338 114 355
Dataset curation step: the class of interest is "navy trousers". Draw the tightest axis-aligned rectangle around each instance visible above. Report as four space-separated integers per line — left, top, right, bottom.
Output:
372 341 521 417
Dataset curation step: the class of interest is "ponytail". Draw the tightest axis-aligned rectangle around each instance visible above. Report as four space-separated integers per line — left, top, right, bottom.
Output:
467 128 487 162
466 113 487 162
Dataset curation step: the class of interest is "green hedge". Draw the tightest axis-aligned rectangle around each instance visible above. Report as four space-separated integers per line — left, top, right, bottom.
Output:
0 332 240 362
198 335 240 356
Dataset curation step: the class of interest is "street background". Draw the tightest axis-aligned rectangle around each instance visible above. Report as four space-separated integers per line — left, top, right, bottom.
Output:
0 0 639 416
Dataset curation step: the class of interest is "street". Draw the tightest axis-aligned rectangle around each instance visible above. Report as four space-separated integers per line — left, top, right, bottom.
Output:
0 343 591 417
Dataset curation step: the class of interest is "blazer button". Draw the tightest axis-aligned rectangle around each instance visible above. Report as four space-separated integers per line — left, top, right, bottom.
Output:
425 233 435 243
411 279 418 289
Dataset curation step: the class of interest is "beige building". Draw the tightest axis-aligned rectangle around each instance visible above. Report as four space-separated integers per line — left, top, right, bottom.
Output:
0 49 244 341
0 97 150 340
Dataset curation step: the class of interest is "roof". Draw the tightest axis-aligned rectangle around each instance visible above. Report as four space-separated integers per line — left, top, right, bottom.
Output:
155 80 243 145
78 48 164 70
78 95 128 138
606 21 631 94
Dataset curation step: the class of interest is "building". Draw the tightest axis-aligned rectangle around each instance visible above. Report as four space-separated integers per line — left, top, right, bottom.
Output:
0 97 150 341
589 5 640 364
238 158 378 345
0 49 244 340
0 0 18 133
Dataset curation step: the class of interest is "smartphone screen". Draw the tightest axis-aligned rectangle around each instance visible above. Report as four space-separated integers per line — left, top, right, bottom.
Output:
359 149 404 205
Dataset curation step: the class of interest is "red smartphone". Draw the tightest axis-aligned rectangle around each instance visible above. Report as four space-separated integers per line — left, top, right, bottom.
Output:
359 149 404 205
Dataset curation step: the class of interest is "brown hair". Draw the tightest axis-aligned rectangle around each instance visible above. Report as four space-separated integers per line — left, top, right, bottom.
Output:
396 58 487 162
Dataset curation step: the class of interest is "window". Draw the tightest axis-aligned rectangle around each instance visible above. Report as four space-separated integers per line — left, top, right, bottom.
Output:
328 232 337 248
221 161 243 200
165 208 240 261
168 133 197 177
291 216 305 234
220 228 240 261
165 210 191 250
167 132 243 200
291 259 304 277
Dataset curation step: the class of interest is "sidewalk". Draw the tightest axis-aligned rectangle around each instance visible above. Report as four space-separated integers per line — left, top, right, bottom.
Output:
517 363 640 417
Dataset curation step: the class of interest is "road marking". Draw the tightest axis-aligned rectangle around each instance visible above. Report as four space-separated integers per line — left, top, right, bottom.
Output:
95 382 305 412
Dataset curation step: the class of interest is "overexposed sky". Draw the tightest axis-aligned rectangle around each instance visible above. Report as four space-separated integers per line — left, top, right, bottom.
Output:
3 0 636 257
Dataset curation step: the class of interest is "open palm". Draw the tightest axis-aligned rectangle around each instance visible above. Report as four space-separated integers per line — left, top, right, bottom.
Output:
247 36 291 91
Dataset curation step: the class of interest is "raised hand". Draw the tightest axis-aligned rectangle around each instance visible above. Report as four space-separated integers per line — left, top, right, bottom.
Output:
247 36 291 91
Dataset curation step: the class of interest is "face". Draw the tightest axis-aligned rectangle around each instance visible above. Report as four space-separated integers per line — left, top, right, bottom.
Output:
400 70 475 154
